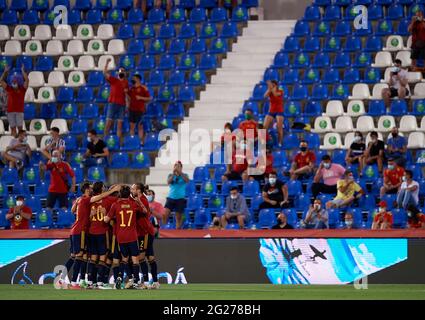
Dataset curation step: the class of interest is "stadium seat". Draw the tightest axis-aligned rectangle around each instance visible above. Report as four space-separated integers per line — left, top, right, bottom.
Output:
96 24 114 40
377 115 396 132
408 132 425 149
60 103 77 119
321 132 343 150
258 209 276 229
168 8 185 24
35 210 53 229
56 209 75 228
372 51 393 67
356 116 376 132
349 84 371 100
189 7 206 23
221 22 238 38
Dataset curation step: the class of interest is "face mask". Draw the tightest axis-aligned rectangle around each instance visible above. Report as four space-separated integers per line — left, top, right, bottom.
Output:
354 136 361 142
268 178 276 185
388 164 394 170
300 147 307 152
407 211 413 218
87 137 92 143
402 176 407 182
345 220 353 227
146 195 153 203
119 73 125 79
323 163 331 169
11 83 18 89
16 200 23 207
380 207 386 212
245 113 252 120
230 194 237 200
51 157 58 163
21 137 27 143
347 175 354 180
392 132 398 138
371 138 377 143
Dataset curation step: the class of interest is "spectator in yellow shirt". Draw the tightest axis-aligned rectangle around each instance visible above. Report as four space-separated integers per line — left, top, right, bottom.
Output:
326 170 364 209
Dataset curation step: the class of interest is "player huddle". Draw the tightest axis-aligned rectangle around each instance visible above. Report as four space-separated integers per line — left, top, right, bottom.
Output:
61 181 159 290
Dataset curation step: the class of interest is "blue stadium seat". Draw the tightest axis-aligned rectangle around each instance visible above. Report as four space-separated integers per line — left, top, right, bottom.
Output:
167 102 185 119
344 5 359 21
138 23 155 39
24 103 36 119
35 210 53 229
1 9 18 25
10 0 27 11
104 134 119 151
34 181 49 197
194 208 211 229
408 4 425 18
375 20 393 36
332 149 346 165
392 208 408 229
199 53 217 70
117 24 135 39
125 8 143 24
31 0 49 11
147 8 165 24
105 9 123 24
231 6 248 22
397 18 410 36
292 84 309 100
40 104 56 119
368 100 385 116
293 53 310 68
333 52 351 68
178 22 197 39
119 54 136 69
282 36 300 53
381 193 397 210
166 38 185 55
209 38 228 54
263 67 279 82
252 83 267 101
71 119 88 134
362 165 379 183
158 54 176 71
22 10 40 25
330 84 349 100
109 152 129 168
76 86 94 103
148 39 166 55
258 209 276 229
301 68 319 84
412 100 425 116
85 9 103 24
157 86 175 102
53 0 70 9
312 83 329 100
60 103 77 119
67 9 82 25
16 56 33 71
168 7 185 23
127 39 145 55
188 38 207 54
343 36 362 52
328 209 342 229
365 36 383 52
130 151 151 169
137 55 155 71
281 133 300 150
281 69 299 85
303 6 321 21
94 0 112 10
305 132 321 148
312 52 330 69
390 100 408 116
201 179 217 196
13 181 30 195
313 21 331 37
187 194 203 210
342 68 360 84
56 209 75 228
25 195 42 213
142 132 160 151
167 70 185 87
200 22 218 39
284 101 301 117
147 70 165 86
323 5 341 21
119 135 139 151
177 85 195 102
242 180 260 197
353 23 372 37
303 101 321 118
35 56 54 72
87 71 105 87
221 21 239 39
293 20 310 37
88 166 106 182
189 7 207 23
368 4 384 20
303 37 321 52
333 21 351 36
353 52 372 68
273 52 289 68
188 69 207 86
115 0 132 10
79 103 98 119
158 23 176 39
272 150 285 167
210 7 227 22
74 0 92 10
62 135 77 152
194 166 210 182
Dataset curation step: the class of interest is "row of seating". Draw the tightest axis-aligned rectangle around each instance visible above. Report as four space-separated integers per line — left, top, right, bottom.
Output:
312 0 424 7
0 208 76 229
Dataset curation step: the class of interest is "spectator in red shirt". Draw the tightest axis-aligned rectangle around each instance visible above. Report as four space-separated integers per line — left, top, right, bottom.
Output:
222 140 253 182
408 10 425 71
407 205 425 229
290 140 316 180
264 80 284 147
0 65 28 137
380 158 405 198
46 150 76 210
372 201 393 230
127 74 151 145
238 109 258 141
6 195 32 229
103 58 129 139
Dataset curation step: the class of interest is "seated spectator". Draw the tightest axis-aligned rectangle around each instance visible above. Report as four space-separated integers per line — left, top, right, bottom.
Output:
272 212 294 229
222 140 253 182
259 172 289 209
344 212 354 229
327 170 364 209
250 147 274 182
345 131 366 176
386 127 407 168
41 127 66 160
372 201 393 230
302 199 328 229
311 154 345 199
2 129 31 169
380 158 404 198
221 187 249 229
146 189 165 221
5 195 32 229
209 217 222 230
83 129 109 167
397 170 419 209
290 140 316 180
238 108 258 140
364 131 385 174
407 205 425 229
381 59 409 108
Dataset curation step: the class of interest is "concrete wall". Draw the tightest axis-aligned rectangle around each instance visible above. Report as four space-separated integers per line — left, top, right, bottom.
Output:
261 0 313 20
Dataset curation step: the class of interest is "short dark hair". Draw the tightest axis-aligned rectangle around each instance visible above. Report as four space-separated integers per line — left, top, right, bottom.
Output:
80 181 91 194
322 154 331 161
230 186 239 192
147 189 155 196
120 185 131 198
88 129 97 136
268 171 277 177
224 122 232 130
354 131 363 138
370 131 378 137
344 170 353 177
16 195 25 200
92 181 104 195
135 183 146 193
51 127 60 134
244 108 253 114
271 80 279 86
394 59 402 65
133 74 142 81
405 170 413 179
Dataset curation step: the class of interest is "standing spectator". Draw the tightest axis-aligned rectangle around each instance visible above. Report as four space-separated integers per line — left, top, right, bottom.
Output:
222 140 253 182
408 10 425 71
406 205 425 229
311 155 345 199
345 131 366 176
386 127 407 167
289 140 316 180
146 189 165 221
0 66 28 137
344 212 354 229
127 74 151 145
103 58 129 139
364 131 385 174
163 161 189 229
2 129 31 169
221 187 249 229
372 201 393 230
41 127 66 160
397 170 420 209
380 158 404 198
83 129 109 167
46 150 76 210
302 199 328 229
214 122 236 152
326 170 364 209
259 172 289 209
381 59 409 107
263 80 284 147
5 195 32 229
272 212 294 229
238 109 258 140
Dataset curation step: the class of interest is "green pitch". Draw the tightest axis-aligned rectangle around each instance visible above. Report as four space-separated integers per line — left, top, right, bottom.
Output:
0 284 424 300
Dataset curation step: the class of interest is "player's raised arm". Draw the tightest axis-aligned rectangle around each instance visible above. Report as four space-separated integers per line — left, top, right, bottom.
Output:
90 184 121 203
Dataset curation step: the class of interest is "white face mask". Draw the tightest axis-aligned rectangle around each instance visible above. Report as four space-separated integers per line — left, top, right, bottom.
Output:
268 178 276 185
402 176 407 182
51 157 59 163
380 207 386 212
146 195 153 203
354 136 361 142
87 137 92 143
16 200 23 207
230 194 237 200
345 220 353 227
323 163 331 169
11 83 18 89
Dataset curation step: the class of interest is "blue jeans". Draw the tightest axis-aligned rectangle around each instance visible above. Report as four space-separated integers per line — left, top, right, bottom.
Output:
397 189 418 209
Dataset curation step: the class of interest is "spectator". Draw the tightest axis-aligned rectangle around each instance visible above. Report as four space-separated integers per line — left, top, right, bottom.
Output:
5 195 32 229
46 150 76 210
83 129 109 167
263 80 284 147
238 109 258 141
302 199 328 229
252 147 274 181
212 122 236 155
345 131 366 176
209 216 222 230
386 127 407 167
397 170 420 209
127 74 151 145
2 129 31 169
221 186 249 229
146 189 165 221
41 127 65 160
380 158 404 198
257 123 273 150
311 154 345 199
103 58 129 139
272 212 294 229
290 140 316 180
0 66 28 137
163 161 189 229
381 59 409 108
344 212 354 229
327 170 364 209
406 205 425 229
259 172 289 209
364 131 385 174
372 201 393 230
408 10 425 71
222 139 253 182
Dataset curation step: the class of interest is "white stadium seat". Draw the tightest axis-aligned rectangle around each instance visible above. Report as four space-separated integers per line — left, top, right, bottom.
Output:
377 115 396 132
384 35 404 52
12 25 31 40
349 83 370 100
346 100 365 117
76 24 94 40
24 87 35 103
395 51 412 67
372 51 392 68
24 40 43 56
399 115 418 132
28 119 48 135
67 71 86 87
47 71 66 87
323 100 344 117
97 55 115 71
408 72 423 83
412 83 425 99
54 24 73 40
44 40 64 56
34 87 55 103
0 136 13 152
320 133 342 150
39 135 50 150
311 116 333 133
0 119 5 134
3 40 22 55
0 25 10 41
56 56 75 71
343 132 355 150
86 40 105 55
419 117 425 132
77 55 95 71
107 39 125 55
26 135 38 151
33 25 52 41
370 83 389 100
356 116 376 132
96 24 114 40
28 71 45 87
65 40 85 56
407 132 425 149
50 119 69 134
334 116 354 133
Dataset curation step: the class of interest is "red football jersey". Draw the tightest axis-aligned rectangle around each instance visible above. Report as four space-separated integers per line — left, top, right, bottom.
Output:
134 195 155 237
70 196 91 235
268 89 284 113
89 196 117 235
107 199 140 243
107 76 129 106
128 85 150 112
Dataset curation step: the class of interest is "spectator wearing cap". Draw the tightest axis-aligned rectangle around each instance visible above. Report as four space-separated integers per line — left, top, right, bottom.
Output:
311 154 345 199
386 127 407 168
397 170 420 209
407 205 425 229
272 212 294 229
380 158 404 198
0 65 28 137
372 201 393 230
326 170 364 209
6 196 32 229
83 129 109 167
41 127 66 161
364 131 385 174
290 140 316 181
2 129 31 170
221 186 249 229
